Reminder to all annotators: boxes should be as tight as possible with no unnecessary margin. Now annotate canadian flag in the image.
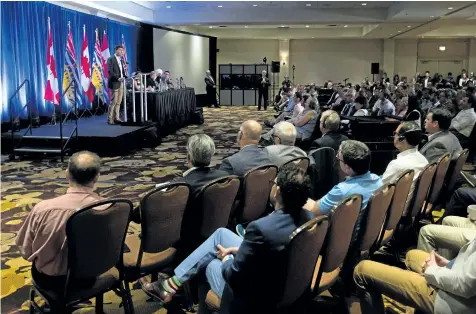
[80,25,94,103]
[44,17,60,105]
[101,30,110,78]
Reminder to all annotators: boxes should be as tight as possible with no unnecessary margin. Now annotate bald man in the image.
[219,120,270,176]
[16,151,105,294]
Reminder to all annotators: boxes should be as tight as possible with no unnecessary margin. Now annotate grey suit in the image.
[419,131,462,164]
[264,145,307,168]
[219,145,270,177]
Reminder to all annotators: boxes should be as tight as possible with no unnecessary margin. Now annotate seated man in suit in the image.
[140,166,315,313]
[420,108,462,163]
[264,121,307,168]
[309,110,349,152]
[354,236,476,314]
[146,71,159,90]
[131,134,228,223]
[304,140,382,241]
[219,120,270,177]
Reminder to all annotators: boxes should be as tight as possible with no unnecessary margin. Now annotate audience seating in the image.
[308,147,339,200]
[445,149,469,196]
[310,195,362,312]
[29,199,133,314]
[201,216,329,314]
[406,163,438,221]
[281,156,310,172]
[424,153,451,215]
[233,164,278,224]
[341,184,395,286]
[122,183,191,312]
[374,169,415,251]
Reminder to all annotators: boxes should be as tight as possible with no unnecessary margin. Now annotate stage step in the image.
[14,147,66,154]
[23,135,70,140]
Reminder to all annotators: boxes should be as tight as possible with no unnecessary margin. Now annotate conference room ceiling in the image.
[152,1,476,40]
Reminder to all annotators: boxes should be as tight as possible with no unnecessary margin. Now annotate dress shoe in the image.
[114,119,124,124]
[264,120,274,128]
[139,277,174,304]
[107,121,115,125]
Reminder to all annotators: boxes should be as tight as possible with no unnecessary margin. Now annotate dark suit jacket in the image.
[180,167,230,199]
[106,56,125,90]
[258,78,270,91]
[146,77,158,89]
[310,131,349,152]
[205,77,215,87]
[221,209,315,313]
[219,145,270,177]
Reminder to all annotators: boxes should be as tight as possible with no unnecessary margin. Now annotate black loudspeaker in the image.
[371,63,380,75]
[271,61,280,73]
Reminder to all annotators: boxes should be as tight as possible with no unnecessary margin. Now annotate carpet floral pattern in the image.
[1,106,406,313]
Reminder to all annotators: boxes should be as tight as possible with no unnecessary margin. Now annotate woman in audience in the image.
[395,96,409,117]
[289,98,319,141]
[404,95,423,128]
[393,74,400,86]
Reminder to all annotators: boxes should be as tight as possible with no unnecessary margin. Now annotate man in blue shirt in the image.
[304,140,382,231]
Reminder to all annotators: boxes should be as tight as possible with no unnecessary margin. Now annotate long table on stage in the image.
[129,88,197,134]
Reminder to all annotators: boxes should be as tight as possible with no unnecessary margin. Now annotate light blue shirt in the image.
[319,171,383,215]
[285,96,294,112]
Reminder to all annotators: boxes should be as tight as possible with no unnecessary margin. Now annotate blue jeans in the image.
[174,228,243,298]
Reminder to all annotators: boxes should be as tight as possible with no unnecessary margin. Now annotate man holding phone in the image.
[106,45,127,124]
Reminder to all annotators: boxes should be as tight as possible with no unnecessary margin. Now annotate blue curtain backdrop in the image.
[0,1,138,123]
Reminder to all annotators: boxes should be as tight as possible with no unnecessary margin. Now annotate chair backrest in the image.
[281,156,310,172]
[358,184,395,256]
[278,216,329,307]
[311,194,362,292]
[446,149,469,192]
[140,182,190,253]
[66,199,132,281]
[240,164,278,222]
[377,169,414,247]
[427,153,451,205]
[309,147,339,199]
[407,163,437,218]
[198,176,240,238]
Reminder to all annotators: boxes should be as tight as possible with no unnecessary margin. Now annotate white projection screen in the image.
[153,28,209,94]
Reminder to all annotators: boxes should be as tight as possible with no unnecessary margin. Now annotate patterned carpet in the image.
[1,106,407,313]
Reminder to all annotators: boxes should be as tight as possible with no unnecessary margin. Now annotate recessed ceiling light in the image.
[306,25,310,28]
[253,4,258,7]
[430,15,435,18]
[397,30,401,33]
[344,25,348,28]
[306,3,311,6]
[209,26,213,28]
[280,25,286,27]
[389,34,393,36]
[362,3,367,6]
[407,25,411,28]
[218,5,223,8]
[448,7,453,10]
[166,5,171,8]
[245,26,248,28]
[311,37,315,38]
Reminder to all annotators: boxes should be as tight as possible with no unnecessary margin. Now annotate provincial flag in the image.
[62,22,82,109]
[80,25,95,103]
[44,17,60,105]
[92,29,109,104]
[121,34,129,76]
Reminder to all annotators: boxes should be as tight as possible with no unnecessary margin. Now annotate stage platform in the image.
[1,115,159,157]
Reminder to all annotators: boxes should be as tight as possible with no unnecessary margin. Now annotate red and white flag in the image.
[44,17,60,105]
[101,30,110,78]
[80,25,94,103]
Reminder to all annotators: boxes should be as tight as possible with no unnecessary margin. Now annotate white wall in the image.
[216,38,474,85]
[217,39,279,73]
[290,39,383,85]
[153,29,209,94]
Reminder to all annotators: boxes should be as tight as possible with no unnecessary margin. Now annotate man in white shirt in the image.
[450,93,476,145]
[423,71,431,88]
[382,121,428,214]
[354,237,476,314]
